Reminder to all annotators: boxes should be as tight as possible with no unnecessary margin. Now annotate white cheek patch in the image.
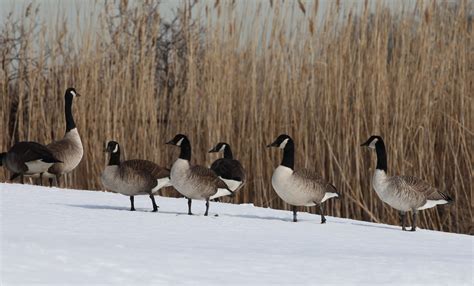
[70,90,76,97]
[176,138,184,146]
[369,138,378,149]
[219,145,226,152]
[112,144,119,153]
[279,138,289,149]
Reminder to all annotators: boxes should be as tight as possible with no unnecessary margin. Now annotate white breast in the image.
[372,170,410,211]
[271,166,316,207]
[64,128,84,171]
[372,170,389,196]
[101,166,121,193]
[170,159,199,199]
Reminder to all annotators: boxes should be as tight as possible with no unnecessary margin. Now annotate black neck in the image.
[65,96,76,132]
[179,139,191,161]
[108,150,120,166]
[375,140,387,172]
[281,140,295,169]
[0,152,5,166]
[223,146,233,159]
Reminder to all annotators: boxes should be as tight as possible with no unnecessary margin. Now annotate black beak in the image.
[208,147,217,153]
[165,140,174,145]
[267,141,278,148]
[360,140,370,147]
[76,93,81,97]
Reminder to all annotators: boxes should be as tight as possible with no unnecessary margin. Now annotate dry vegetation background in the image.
[0,0,472,234]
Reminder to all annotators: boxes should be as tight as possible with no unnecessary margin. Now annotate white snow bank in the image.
[0,183,472,285]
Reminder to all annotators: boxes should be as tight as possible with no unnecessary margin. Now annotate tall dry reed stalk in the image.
[0,0,472,234]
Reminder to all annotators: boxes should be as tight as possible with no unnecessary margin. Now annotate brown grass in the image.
[1,0,472,234]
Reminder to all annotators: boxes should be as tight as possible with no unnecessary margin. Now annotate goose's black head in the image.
[104,141,120,154]
[361,135,387,172]
[65,87,80,101]
[104,141,120,165]
[360,135,384,150]
[267,134,295,169]
[267,134,293,149]
[166,134,191,160]
[209,142,229,153]
[209,142,233,159]
[165,134,189,147]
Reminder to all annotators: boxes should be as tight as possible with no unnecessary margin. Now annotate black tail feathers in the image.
[329,183,341,198]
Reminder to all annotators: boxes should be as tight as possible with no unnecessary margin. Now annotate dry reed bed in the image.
[0,1,472,234]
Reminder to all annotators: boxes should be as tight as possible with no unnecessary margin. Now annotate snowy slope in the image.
[0,183,472,285]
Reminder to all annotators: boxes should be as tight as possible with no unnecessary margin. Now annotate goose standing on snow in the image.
[267,134,340,223]
[166,134,232,216]
[1,141,61,184]
[44,88,84,187]
[101,141,171,212]
[361,135,453,231]
[209,142,246,197]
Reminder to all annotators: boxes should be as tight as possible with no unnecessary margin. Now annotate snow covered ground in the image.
[0,183,472,285]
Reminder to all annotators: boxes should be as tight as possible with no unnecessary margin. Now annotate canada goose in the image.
[209,142,246,197]
[101,141,171,212]
[44,88,84,187]
[267,134,340,223]
[166,134,231,216]
[361,135,453,231]
[1,141,61,184]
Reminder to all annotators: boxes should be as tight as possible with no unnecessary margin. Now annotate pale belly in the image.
[171,179,206,200]
[101,167,148,196]
[271,166,316,207]
[170,160,205,200]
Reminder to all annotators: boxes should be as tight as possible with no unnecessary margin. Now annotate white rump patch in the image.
[24,160,54,174]
[210,188,233,199]
[279,138,289,149]
[417,200,448,210]
[321,192,339,203]
[176,138,184,146]
[220,177,243,192]
[151,177,172,193]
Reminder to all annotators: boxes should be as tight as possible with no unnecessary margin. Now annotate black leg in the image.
[187,198,193,215]
[130,196,136,211]
[410,210,417,231]
[204,199,210,216]
[400,211,407,231]
[9,173,20,182]
[56,175,61,188]
[21,174,24,184]
[39,173,43,186]
[292,206,297,222]
[320,203,327,224]
[49,178,53,187]
[150,194,158,212]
